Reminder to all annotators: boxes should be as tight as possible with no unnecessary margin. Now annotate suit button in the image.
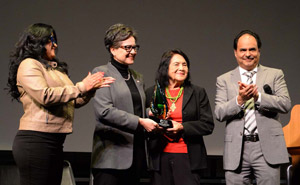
[240,132,243,136]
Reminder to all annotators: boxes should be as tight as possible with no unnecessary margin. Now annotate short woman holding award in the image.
[146,49,215,185]
[91,23,158,185]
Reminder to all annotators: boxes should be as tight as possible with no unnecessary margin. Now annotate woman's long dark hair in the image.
[155,49,191,89]
[6,23,68,101]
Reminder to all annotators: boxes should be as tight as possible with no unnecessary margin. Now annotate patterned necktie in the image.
[243,71,257,135]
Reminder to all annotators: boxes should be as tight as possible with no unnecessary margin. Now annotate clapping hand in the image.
[82,72,115,91]
[237,81,258,105]
[95,76,115,88]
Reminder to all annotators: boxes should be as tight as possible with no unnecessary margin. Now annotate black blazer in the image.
[145,84,214,171]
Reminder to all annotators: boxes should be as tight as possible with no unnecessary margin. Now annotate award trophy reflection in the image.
[149,82,173,129]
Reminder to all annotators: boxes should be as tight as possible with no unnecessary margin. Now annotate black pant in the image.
[92,132,147,185]
[92,167,142,185]
[151,153,201,185]
[92,152,147,185]
[12,130,66,185]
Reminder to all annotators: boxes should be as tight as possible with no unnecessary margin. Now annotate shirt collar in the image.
[239,66,258,76]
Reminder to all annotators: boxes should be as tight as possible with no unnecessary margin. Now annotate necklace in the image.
[124,71,131,81]
[166,86,183,112]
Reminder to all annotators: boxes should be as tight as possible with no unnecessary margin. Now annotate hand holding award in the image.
[149,82,173,129]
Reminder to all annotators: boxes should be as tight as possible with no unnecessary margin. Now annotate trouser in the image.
[225,141,280,185]
[151,153,201,185]
[92,167,142,185]
[92,132,147,185]
[12,130,66,185]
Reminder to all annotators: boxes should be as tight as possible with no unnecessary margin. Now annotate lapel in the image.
[129,68,143,90]
[182,85,193,110]
[107,62,129,88]
[106,62,145,116]
[107,62,133,111]
[230,66,241,96]
[230,64,268,96]
[256,64,268,92]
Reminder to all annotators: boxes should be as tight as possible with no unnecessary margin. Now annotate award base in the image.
[149,116,173,129]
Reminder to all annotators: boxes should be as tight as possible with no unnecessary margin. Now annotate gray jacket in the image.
[91,62,146,170]
[215,64,291,170]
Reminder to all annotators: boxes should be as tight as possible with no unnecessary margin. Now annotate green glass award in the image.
[150,82,173,128]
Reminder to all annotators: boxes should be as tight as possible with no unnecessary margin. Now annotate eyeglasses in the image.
[119,45,140,52]
[49,35,57,45]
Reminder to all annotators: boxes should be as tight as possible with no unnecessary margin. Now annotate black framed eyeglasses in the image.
[119,45,140,52]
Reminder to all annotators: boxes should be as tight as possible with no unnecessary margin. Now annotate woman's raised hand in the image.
[95,76,115,88]
[82,72,115,91]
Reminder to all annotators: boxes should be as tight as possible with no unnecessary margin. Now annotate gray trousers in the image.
[225,141,280,185]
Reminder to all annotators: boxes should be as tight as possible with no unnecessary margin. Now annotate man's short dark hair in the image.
[233,30,262,50]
